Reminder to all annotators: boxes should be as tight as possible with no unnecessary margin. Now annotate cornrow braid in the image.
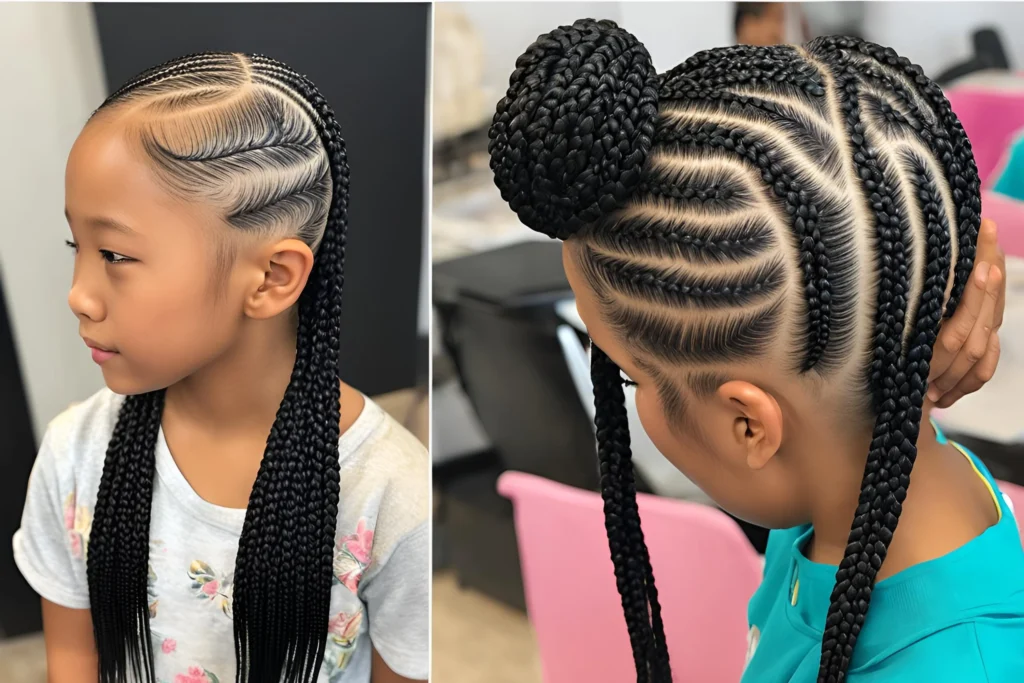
[583,245,787,309]
[84,52,348,683]
[489,19,979,683]
[804,36,978,682]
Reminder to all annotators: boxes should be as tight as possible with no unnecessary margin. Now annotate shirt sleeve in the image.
[853,623,991,682]
[359,521,429,680]
[11,426,91,609]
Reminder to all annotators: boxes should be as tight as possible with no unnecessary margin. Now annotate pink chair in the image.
[498,471,762,683]
[946,87,1024,188]
[945,87,1024,258]
[979,191,1024,258]
[997,479,1024,543]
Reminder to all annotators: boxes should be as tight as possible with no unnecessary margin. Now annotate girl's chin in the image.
[100,364,172,397]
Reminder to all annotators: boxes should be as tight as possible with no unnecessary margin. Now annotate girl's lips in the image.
[84,339,118,364]
[91,347,117,364]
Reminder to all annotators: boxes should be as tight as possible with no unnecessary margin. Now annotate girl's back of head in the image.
[488,20,979,682]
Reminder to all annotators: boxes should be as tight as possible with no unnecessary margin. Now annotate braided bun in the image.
[488,19,660,238]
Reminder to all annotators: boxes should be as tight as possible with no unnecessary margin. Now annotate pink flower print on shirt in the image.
[323,609,364,680]
[63,491,76,529]
[173,666,220,683]
[162,638,177,654]
[333,518,374,593]
[187,561,233,618]
[343,519,374,564]
[62,492,93,560]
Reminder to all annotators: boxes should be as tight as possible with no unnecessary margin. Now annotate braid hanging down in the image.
[488,20,979,683]
[84,53,349,683]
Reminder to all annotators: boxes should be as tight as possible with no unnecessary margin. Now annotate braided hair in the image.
[488,20,979,683]
[83,53,349,683]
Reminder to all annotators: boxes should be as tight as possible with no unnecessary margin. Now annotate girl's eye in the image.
[65,240,79,252]
[620,372,638,388]
[99,249,134,264]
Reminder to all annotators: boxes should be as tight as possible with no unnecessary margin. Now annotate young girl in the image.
[488,20,1022,682]
[13,53,428,683]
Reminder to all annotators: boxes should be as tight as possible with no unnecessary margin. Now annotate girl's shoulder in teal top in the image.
[741,432,1024,682]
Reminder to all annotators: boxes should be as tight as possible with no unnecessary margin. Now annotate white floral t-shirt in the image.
[13,388,429,683]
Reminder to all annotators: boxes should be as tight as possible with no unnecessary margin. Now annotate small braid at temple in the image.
[85,53,348,683]
[489,19,980,683]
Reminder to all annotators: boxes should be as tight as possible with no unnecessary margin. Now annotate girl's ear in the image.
[243,238,315,320]
[716,380,784,470]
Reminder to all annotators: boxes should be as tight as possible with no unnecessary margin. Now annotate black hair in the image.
[488,19,979,683]
[84,53,349,683]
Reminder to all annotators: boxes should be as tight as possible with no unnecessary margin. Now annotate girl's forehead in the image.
[66,123,223,241]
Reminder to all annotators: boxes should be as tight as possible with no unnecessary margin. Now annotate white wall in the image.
[863,2,1024,79]
[461,2,623,97]
[461,1,1024,91]
[617,2,732,72]
[0,3,108,441]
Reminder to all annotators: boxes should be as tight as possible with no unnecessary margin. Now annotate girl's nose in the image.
[68,272,105,322]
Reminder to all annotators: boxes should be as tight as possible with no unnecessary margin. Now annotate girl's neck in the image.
[164,316,298,437]
[803,413,1000,580]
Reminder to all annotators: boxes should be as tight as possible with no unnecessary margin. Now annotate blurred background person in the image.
[734,2,786,45]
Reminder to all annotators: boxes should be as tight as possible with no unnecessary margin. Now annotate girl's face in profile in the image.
[64,112,251,395]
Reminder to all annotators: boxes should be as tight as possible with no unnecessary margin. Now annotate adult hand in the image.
[928,218,1006,409]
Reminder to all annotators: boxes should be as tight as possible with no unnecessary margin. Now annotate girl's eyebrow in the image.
[64,209,138,236]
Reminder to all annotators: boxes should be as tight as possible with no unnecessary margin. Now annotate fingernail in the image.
[927,387,940,402]
[976,262,990,285]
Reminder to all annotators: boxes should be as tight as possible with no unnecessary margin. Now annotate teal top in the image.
[991,132,1024,201]
[740,428,1024,682]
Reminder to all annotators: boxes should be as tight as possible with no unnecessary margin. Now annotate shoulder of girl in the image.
[862,622,994,682]
[359,398,427,462]
[41,387,122,471]
[341,401,428,518]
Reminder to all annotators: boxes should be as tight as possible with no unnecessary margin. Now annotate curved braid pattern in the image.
[803,36,978,682]
[489,20,980,683]
[85,53,348,683]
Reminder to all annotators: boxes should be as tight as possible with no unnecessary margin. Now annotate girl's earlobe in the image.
[745,418,778,470]
[242,238,314,320]
[719,380,784,470]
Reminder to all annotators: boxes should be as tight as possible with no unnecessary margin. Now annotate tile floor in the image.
[0,633,45,683]
[431,572,541,683]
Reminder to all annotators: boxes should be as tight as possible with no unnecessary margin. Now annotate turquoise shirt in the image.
[741,431,1024,682]
[992,132,1024,201]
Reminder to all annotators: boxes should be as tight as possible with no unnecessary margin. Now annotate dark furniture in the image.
[0,275,43,637]
[934,28,1011,87]
[432,241,598,609]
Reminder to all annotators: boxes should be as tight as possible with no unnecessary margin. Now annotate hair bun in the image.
[488,19,659,239]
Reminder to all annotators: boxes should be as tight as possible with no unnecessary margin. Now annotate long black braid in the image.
[84,53,349,683]
[488,20,979,683]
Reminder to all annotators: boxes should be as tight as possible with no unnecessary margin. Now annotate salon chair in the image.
[433,241,609,608]
[934,28,1011,87]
